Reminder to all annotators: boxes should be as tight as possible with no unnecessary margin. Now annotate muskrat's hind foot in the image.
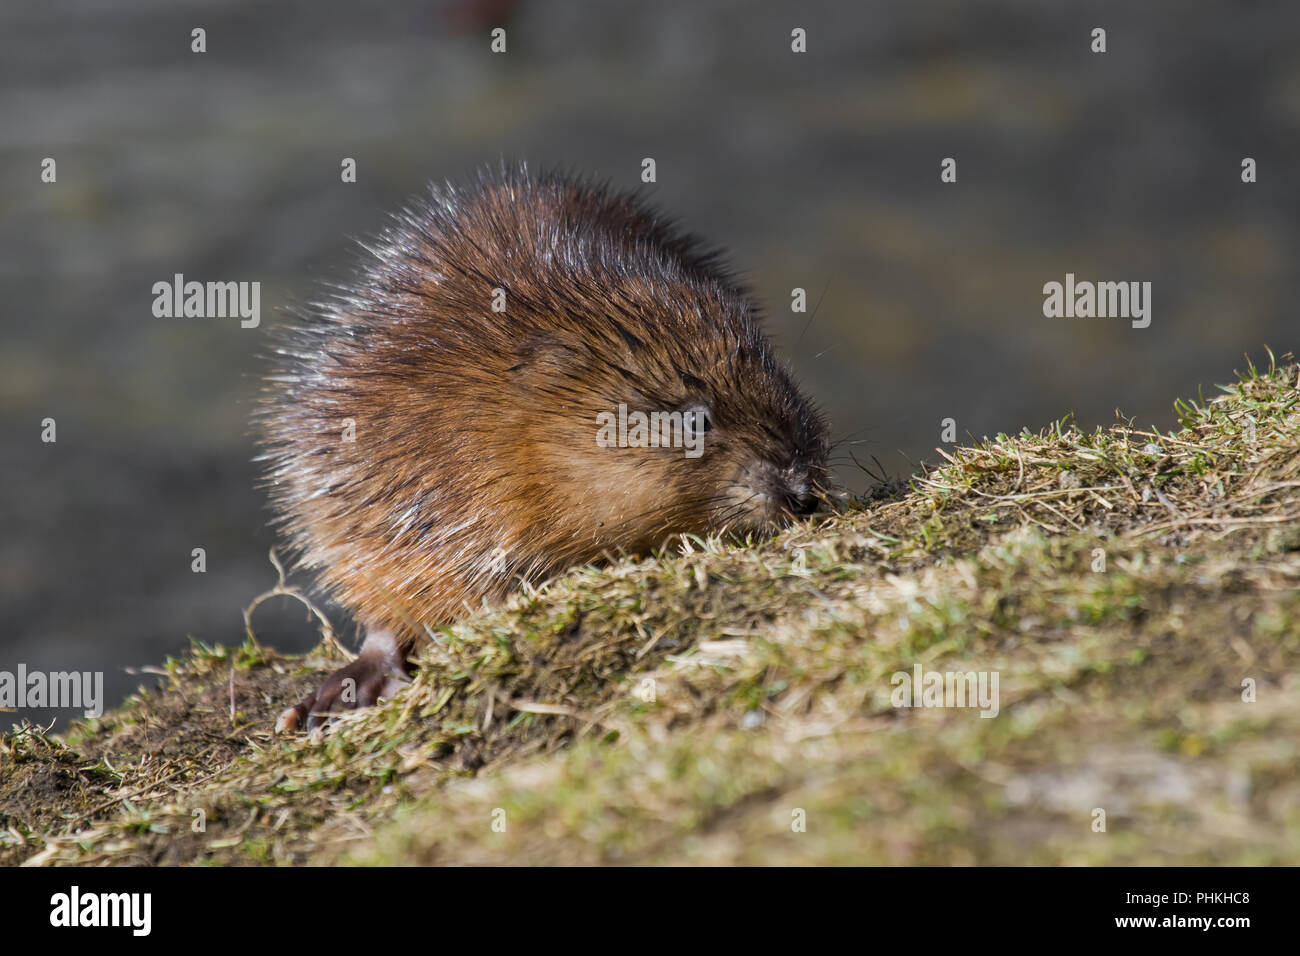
[275,630,412,733]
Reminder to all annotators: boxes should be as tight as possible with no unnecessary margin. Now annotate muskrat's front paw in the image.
[275,649,410,733]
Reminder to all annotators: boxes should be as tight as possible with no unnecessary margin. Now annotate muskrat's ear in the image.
[507,331,584,379]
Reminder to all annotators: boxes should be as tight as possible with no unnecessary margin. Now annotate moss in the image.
[3,353,1299,865]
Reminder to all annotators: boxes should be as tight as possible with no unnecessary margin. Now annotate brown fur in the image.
[258,165,828,655]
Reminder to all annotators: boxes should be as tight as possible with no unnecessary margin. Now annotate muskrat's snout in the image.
[773,461,818,516]
[786,482,819,516]
[729,455,823,528]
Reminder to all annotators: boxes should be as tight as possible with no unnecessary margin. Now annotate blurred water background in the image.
[2,0,1297,723]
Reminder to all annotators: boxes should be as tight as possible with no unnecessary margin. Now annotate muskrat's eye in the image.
[684,405,712,435]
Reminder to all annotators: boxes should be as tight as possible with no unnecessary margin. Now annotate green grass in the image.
[3,353,1298,865]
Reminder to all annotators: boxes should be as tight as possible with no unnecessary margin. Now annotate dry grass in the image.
[3,352,1298,865]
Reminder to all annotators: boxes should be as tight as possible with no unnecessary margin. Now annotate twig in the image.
[243,548,351,659]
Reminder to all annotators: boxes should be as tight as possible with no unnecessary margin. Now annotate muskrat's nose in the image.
[787,490,818,516]
[781,471,817,516]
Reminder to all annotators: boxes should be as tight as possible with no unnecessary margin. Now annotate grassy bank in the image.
[3,355,1298,865]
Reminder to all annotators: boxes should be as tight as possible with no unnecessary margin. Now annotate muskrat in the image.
[260,165,829,732]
